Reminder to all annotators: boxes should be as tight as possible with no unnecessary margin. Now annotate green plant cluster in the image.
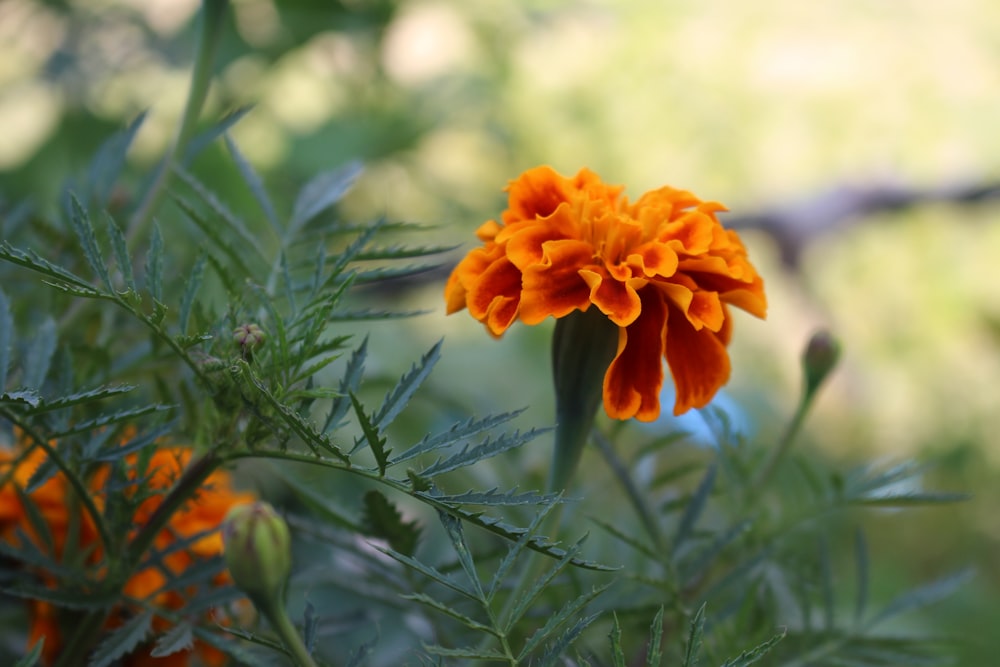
[0,2,970,666]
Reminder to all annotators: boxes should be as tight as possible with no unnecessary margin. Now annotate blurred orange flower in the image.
[0,431,254,665]
[445,166,767,419]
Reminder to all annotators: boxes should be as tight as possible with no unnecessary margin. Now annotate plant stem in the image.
[127,0,229,242]
[751,393,811,494]
[255,597,320,667]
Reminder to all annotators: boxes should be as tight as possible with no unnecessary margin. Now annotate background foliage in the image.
[1,0,997,665]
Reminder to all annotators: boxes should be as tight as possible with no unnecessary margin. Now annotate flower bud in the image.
[802,329,841,400]
[233,323,265,357]
[223,502,291,605]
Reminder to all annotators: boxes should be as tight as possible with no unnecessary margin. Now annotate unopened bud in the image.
[233,323,266,354]
[223,502,291,604]
[802,329,841,400]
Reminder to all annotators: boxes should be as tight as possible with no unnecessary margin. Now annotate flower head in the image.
[445,166,767,420]
[0,431,254,666]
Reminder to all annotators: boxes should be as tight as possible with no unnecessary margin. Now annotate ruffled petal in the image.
[602,289,667,421]
[628,241,679,279]
[504,203,581,270]
[502,166,603,224]
[580,268,645,327]
[664,305,732,415]
[466,256,522,335]
[519,240,594,324]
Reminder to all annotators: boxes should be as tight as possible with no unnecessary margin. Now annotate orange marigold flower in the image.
[445,166,767,420]
[0,430,254,666]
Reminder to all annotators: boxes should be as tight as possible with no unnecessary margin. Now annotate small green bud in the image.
[233,323,266,355]
[802,329,841,400]
[223,502,291,604]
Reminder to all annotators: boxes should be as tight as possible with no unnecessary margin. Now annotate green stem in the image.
[751,393,811,494]
[127,0,229,242]
[592,428,664,552]
[256,597,320,667]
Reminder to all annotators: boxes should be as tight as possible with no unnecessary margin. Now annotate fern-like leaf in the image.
[69,195,112,291]
[373,340,441,429]
[390,409,526,466]
[361,490,421,557]
[418,428,551,479]
[289,161,362,233]
[89,610,153,667]
[0,287,11,389]
[224,134,280,236]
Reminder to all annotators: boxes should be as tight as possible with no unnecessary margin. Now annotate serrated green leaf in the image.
[401,592,497,635]
[506,536,587,629]
[683,603,706,667]
[0,242,94,290]
[302,600,318,653]
[22,383,135,414]
[418,428,550,478]
[146,223,163,302]
[820,536,835,631]
[89,610,153,667]
[520,584,610,660]
[87,112,146,205]
[589,516,659,561]
[362,490,421,557]
[173,165,268,264]
[14,636,45,667]
[22,316,57,389]
[182,106,253,164]
[351,392,391,475]
[171,195,254,280]
[487,500,561,602]
[242,364,348,461]
[69,194,112,291]
[346,631,379,667]
[608,613,626,667]
[327,307,428,322]
[150,621,194,658]
[190,624,273,667]
[373,543,476,600]
[536,613,601,667]
[680,520,751,585]
[0,287,12,390]
[50,403,174,437]
[1,389,42,407]
[854,528,869,625]
[421,645,510,661]
[850,491,969,507]
[437,509,485,600]
[373,340,441,430]
[325,338,367,432]
[646,606,665,667]
[225,134,281,236]
[390,409,526,466]
[355,243,459,261]
[2,582,119,610]
[178,251,206,334]
[869,569,973,627]
[290,161,362,232]
[719,630,785,667]
[106,213,136,295]
[425,488,561,507]
[672,464,716,557]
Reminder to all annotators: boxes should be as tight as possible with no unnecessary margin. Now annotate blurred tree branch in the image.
[724,177,1000,268]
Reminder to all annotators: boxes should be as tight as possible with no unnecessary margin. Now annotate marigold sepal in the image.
[549,306,620,490]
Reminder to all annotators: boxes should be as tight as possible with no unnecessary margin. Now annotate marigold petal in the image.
[519,239,593,324]
[502,165,603,224]
[664,306,732,415]
[628,242,679,279]
[602,290,666,421]
[466,256,522,335]
[504,203,581,270]
[580,269,645,327]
